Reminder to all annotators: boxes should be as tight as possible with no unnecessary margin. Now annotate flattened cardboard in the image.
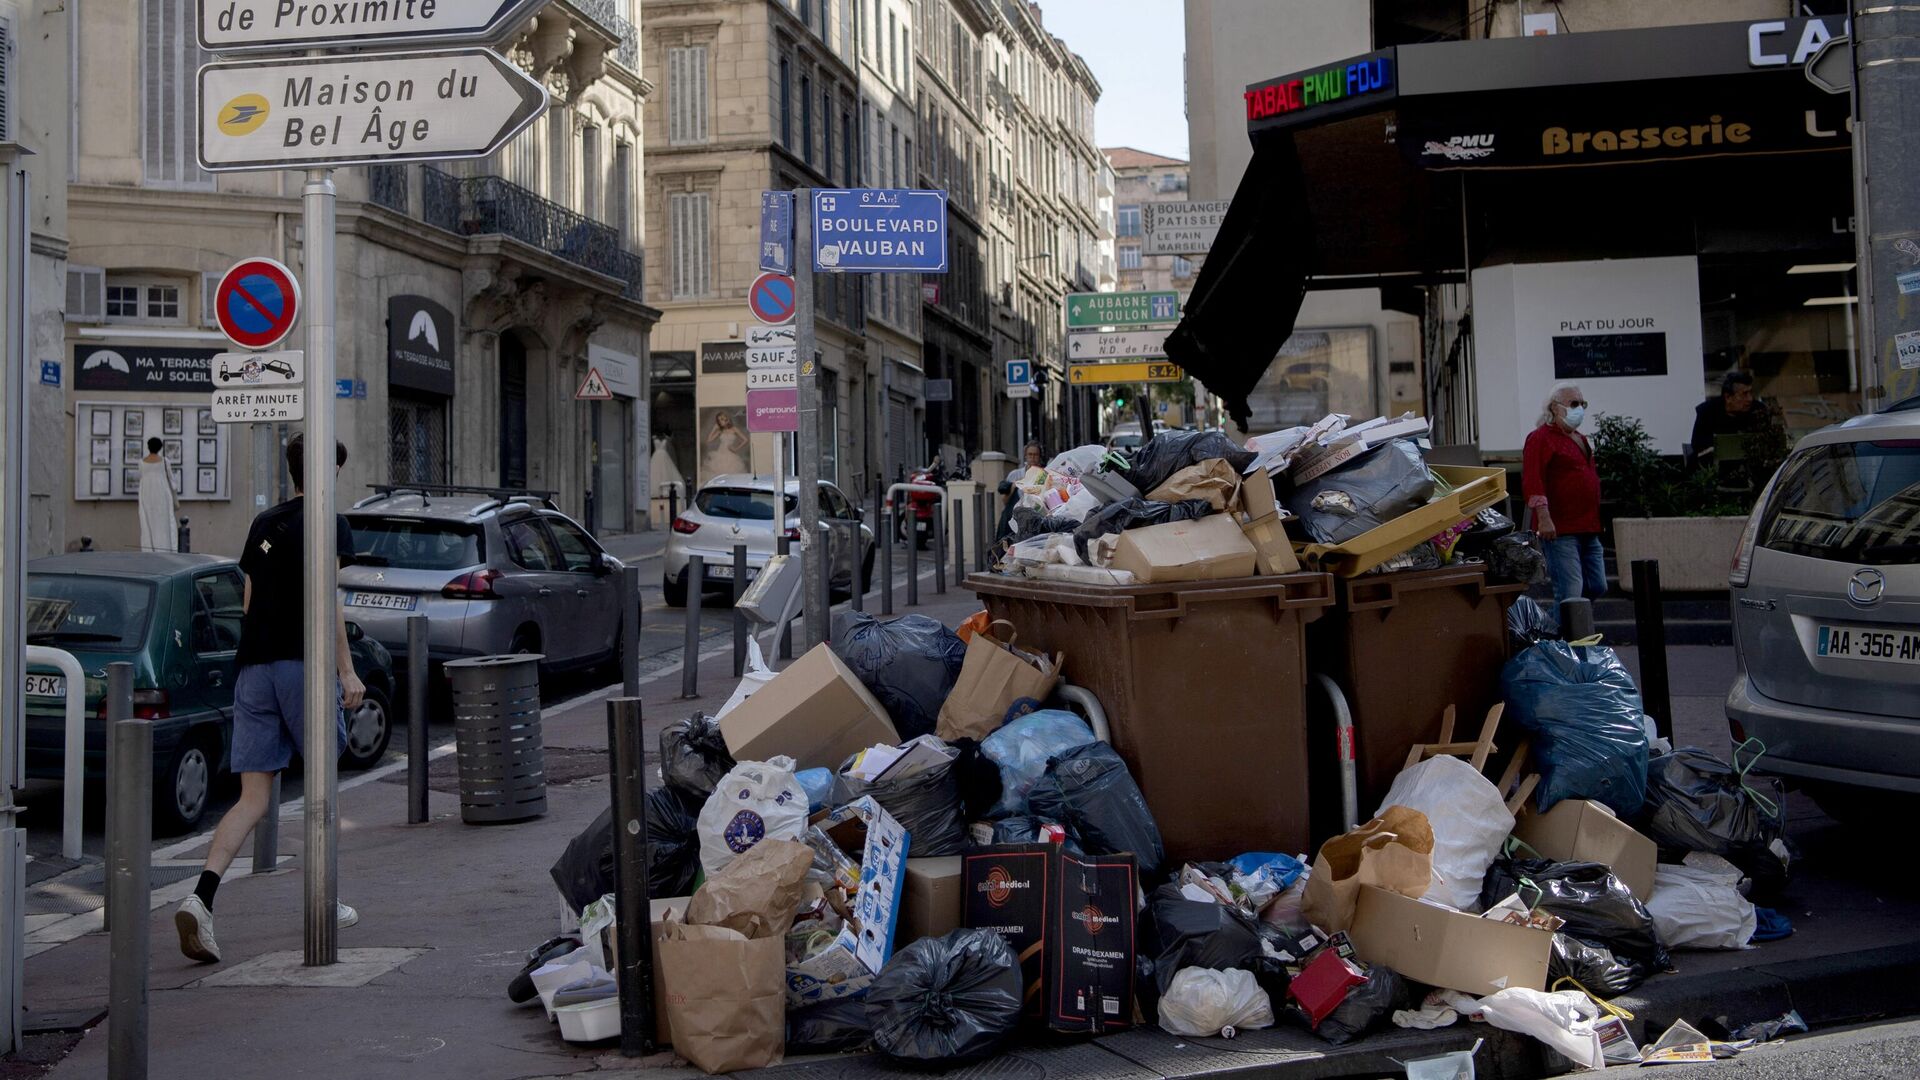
[785,797,910,1006]
[1108,513,1256,584]
[718,644,899,771]
[1514,799,1658,902]
[1048,851,1137,1035]
[1242,512,1301,576]
[898,856,964,944]
[963,844,1055,1023]
[1347,885,1553,996]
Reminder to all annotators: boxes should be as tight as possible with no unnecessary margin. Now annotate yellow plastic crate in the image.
[1295,464,1509,578]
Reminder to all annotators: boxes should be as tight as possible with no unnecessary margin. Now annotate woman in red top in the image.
[1523,382,1606,606]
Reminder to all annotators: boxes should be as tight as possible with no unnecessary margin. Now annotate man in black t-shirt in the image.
[175,434,366,964]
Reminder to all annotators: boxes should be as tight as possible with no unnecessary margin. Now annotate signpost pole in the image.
[795,190,825,650]
[301,167,339,968]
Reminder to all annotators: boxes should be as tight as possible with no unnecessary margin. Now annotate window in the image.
[841,110,853,184]
[347,517,480,571]
[613,141,633,241]
[67,267,105,322]
[105,277,187,325]
[1760,441,1920,565]
[799,0,810,24]
[779,55,792,148]
[504,519,560,571]
[1117,204,1142,238]
[106,285,139,320]
[695,487,796,520]
[192,571,245,654]
[902,28,911,93]
[823,86,834,178]
[801,73,813,165]
[888,12,897,85]
[668,45,709,145]
[670,191,712,299]
[1173,256,1194,278]
[542,517,601,572]
[581,124,600,219]
[1118,246,1141,270]
[143,0,210,188]
[26,575,155,653]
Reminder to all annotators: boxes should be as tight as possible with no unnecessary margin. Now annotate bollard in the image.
[621,566,641,698]
[907,517,919,607]
[667,485,678,524]
[953,498,966,587]
[974,492,989,572]
[817,523,834,641]
[406,614,429,825]
[106,665,150,1079]
[176,517,190,554]
[776,536,794,660]
[680,555,703,699]
[933,499,946,595]
[606,697,658,1058]
[880,512,894,616]
[102,663,131,929]
[731,543,748,677]
[1632,559,1674,743]
[1559,596,1595,640]
[252,774,280,873]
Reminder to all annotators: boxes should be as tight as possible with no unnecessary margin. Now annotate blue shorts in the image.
[231,661,347,774]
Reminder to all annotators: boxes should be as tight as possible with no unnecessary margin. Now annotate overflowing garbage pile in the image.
[501,425,1811,1075]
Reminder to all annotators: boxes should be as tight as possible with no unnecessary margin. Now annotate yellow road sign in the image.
[1069,361,1184,386]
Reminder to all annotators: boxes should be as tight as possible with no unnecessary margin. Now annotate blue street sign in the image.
[337,378,354,398]
[760,191,794,274]
[39,360,59,387]
[1006,359,1032,387]
[812,189,950,273]
[1150,293,1177,321]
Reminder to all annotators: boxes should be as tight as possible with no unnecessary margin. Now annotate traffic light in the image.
[1113,390,1128,410]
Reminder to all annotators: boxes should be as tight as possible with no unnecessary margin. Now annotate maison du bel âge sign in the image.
[811,189,951,273]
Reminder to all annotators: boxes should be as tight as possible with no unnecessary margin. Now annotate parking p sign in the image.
[1006,359,1031,388]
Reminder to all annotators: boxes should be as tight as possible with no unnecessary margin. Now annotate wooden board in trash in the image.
[1295,465,1509,578]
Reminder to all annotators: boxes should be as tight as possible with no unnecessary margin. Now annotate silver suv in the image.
[1727,404,1920,820]
[338,489,627,679]
[663,475,874,607]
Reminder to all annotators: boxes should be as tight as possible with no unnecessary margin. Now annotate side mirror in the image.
[591,551,614,576]
[345,621,364,642]
[853,507,866,522]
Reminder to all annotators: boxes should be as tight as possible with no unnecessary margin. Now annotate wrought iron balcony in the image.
[422,168,643,300]
[566,0,639,71]
[367,165,408,214]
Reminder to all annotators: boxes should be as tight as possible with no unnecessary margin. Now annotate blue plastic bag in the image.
[1228,852,1307,891]
[979,710,1096,819]
[1502,641,1650,817]
[796,768,834,813]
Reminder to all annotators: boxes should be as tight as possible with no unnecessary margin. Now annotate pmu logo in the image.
[976,866,1030,907]
[1072,904,1119,936]
[1423,134,1496,161]
[220,94,271,136]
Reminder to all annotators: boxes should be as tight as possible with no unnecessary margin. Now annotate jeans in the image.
[1545,533,1608,607]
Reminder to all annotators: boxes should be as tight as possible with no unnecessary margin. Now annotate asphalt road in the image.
[1597,1019,1920,1078]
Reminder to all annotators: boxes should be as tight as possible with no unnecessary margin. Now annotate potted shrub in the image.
[1592,414,1774,593]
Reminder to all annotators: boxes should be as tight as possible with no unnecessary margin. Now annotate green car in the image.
[24,552,397,833]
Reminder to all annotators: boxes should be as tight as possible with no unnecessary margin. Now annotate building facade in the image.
[62,0,658,556]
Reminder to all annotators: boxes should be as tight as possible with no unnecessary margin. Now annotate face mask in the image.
[1562,405,1586,429]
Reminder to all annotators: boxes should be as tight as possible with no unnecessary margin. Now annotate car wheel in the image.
[662,571,688,608]
[156,736,215,835]
[341,684,393,771]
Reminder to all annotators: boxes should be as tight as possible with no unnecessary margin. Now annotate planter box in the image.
[1613,516,1747,593]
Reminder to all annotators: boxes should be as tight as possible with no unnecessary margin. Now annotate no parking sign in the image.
[215,257,302,351]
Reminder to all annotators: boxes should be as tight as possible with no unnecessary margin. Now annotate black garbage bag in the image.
[1481,857,1669,996]
[1641,746,1791,897]
[1071,497,1215,559]
[787,997,873,1055]
[949,737,1006,823]
[549,785,703,915]
[1549,932,1645,999]
[506,934,584,1003]
[1502,641,1649,816]
[866,929,1024,1063]
[1506,596,1561,653]
[974,816,1084,853]
[831,612,967,741]
[1486,532,1547,586]
[1312,966,1406,1045]
[1456,507,1517,558]
[1285,439,1436,546]
[832,746,966,856]
[659,714,733,799]
[1142,883,1291,1003]
[1126,430,1258,495]
[1007,506,1082,540]
[1029,742,1166,879]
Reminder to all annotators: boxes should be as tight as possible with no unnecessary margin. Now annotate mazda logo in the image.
[1849,567,1887,605]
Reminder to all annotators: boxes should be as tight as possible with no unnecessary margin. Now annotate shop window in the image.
[390,398,448,484]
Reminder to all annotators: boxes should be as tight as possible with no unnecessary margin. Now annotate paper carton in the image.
[1241,512,1300,576]
[718,644,899,771]
[1513,799,1658,902]
[1238,467,1279,521]
[1108,514,1256,584]
[1347,885,1553,996]
[963,844,1056,1023]
[785,797,910,1006]
[898,857,964,945]
[1048,851,1137,1035]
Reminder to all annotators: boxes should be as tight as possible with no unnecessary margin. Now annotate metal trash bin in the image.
[445,654,547,825]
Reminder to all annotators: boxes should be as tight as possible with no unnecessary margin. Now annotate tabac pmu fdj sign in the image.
[811,189,950,273]
[198,0,549,52]
[1244,50,1395,131]
[196,47,548,171]
[1065,290,1179,330]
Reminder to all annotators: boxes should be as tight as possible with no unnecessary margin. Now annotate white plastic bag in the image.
[1474,988,1604,1070]
[1058,486,1102,522]
[1647,863,1756,950]
[697,756,807,878]
[1046,444,1108,477]
[1156,968,1275,1038]
[715,639,777,720]
[1375,756,1514,911]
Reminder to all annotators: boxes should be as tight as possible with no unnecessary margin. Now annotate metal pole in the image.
[667,484,678,524]
[732,543,748,677]
[406,615,429,825]
[879,512,894,616]
[974,492,989,572]
[301,167,339,968]
[1632,559,1674,743]
[1853,3,1920,406]
[906,516,919,606]
[621,565,640,698]
[0,159,29,1054]
[794,188,827,649]
[933,498,946,595]
[607,697,657,1058]
[177,517,190,554]
[102,663,130,932]
[818,524,834,637]
[680,555,703,699]
[1558,597,1595,641]
[776,536,794,659]
[107,706,151,1080]
[251,773,279,874]
[953,498,966,588]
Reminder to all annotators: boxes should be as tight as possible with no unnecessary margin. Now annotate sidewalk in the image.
[24,606,1920,1079]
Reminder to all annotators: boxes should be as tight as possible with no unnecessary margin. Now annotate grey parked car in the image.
[338,490,628,679]
[1727,402,1920,821]
[663,475,874,607]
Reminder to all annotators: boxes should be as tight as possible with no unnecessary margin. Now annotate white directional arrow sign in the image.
[1068,329,1169,360]
[197,48,549,172]
[198,0,550,53]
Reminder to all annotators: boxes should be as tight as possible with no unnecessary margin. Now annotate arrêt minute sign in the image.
[1245,51,1396,131]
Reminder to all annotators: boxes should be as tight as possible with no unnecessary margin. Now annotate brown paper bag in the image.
[686,839,813,940]
[657,919,786,1074]
[935,620,1063,741]
[1145,459,1243,511]
[1300,805,1435,933]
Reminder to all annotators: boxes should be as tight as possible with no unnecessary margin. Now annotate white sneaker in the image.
[175,896,221,963]
[337,901,359,929]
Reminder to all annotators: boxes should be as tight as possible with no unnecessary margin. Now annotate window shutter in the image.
[668,47,686,144]
[65,266,104,322]
[0,13,14,145]
[692,46,708,143]
[693,193,710,297]
[202,271,222,326]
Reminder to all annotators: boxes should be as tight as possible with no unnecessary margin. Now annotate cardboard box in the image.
[1513,799,1658,902]
[718,643,899,771]
[1241,512,1301,576]
[1108,514,1256,584]
[1347,885,1554,996]
[1048,851,1137,1035]
[963,844,1055,1023]
[1239,467,1278,521]
[898,856,964,945]
[785,797,910,1006]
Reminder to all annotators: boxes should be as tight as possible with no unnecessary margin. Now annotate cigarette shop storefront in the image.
[1169,15,1864,454]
